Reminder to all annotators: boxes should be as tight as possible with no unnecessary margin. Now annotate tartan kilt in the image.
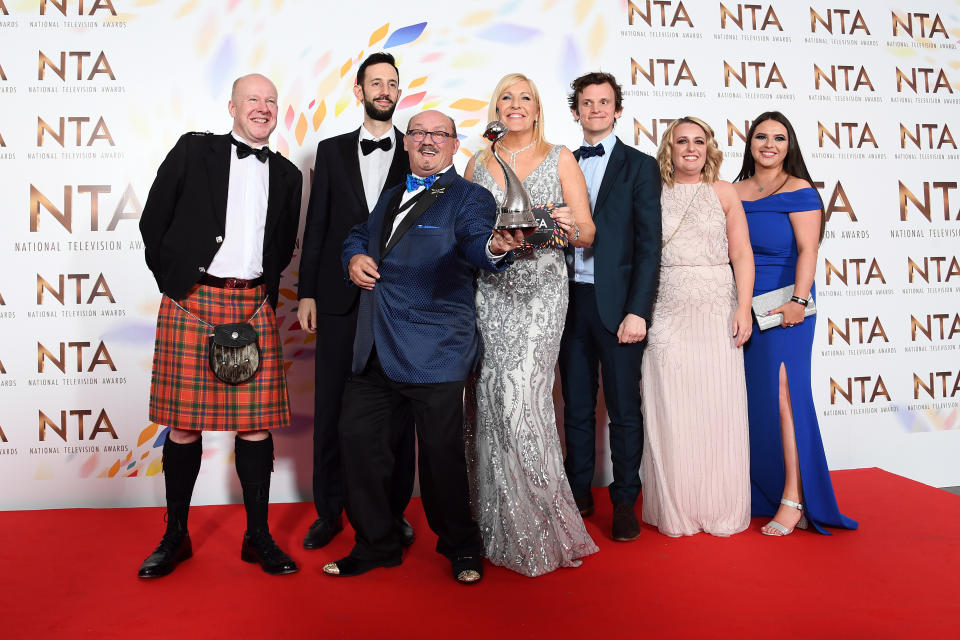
[149,283,290,431]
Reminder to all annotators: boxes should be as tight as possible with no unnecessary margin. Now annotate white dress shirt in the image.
[567,130,617,284]
[359,124,397,213]
[206,132,269,279]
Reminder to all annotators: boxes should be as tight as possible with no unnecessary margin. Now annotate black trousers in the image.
[338,352,482,563]
[558,282,645,506]
[312,306,415,523]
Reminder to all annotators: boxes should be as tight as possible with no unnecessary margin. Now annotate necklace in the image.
[756,171,787,193]
[497,140,535,169]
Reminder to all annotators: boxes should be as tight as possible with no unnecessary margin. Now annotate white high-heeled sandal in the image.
[761,498,809,536]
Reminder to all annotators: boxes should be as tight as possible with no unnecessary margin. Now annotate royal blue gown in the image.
[742,188,857,534]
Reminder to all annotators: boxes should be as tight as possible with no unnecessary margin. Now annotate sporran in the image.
[173,297,268,384]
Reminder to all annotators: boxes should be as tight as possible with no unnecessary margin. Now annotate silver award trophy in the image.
[482,121,538,230]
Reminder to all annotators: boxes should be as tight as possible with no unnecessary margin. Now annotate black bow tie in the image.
[232,138,271,163]
[361,137,393,156]
[579,144,605,159]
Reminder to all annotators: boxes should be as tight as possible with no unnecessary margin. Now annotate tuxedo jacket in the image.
[574,137,662,333]
[139,132,303,309]
[298,126,409,314]
[342,169,508,384]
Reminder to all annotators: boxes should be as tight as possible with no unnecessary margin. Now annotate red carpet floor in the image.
[1,468,958,639]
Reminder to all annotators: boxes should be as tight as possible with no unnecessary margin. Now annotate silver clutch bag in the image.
[751,285,816,331]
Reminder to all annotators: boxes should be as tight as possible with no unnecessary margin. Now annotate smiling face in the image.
[671,122,708,181]
[354,62,400,122]
[404,110,459,177]
[573,81,621,141]
[750,118,789,171]
[497,81,539,134]
[228,74,278,146]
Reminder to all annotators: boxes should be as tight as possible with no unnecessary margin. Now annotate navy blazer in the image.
[575,137,662,333]
[342,168,507,384]
[139,132,302,309]
[298,127,409,313]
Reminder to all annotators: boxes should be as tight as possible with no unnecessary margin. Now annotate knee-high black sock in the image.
[162,435,202,536]
[235,434,274,535]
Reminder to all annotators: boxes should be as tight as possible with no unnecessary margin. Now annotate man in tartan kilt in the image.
[137,73,302,578]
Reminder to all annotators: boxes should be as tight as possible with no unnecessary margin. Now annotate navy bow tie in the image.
[232,138,271,163]
[361,137,393,156]
[406,173,439,192]
[578,144,605,159]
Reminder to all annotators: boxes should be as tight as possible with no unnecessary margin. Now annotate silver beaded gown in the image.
[465,145,598,577]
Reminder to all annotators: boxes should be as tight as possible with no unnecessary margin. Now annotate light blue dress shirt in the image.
[567,131,616,283]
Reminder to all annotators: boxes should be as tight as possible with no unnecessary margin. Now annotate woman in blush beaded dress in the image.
[463,73,598,576]
[733,111,857,536]
[640,117,755,537]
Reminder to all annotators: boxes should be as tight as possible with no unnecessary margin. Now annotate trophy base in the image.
[495,209,538,231]
[495,222,538,231]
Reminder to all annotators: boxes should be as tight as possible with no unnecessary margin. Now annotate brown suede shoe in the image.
[612,504,641,541]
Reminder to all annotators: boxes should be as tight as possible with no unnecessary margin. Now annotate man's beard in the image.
[364,95,396,122]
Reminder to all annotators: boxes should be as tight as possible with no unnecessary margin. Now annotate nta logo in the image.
[810,8,870,34]
[30,183,141,232]
[38,51,115,81]
[627,1,693,27]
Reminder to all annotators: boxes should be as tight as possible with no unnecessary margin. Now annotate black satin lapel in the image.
[342,129,365,206]
[377,188,405,259]
[205,134,231,230]
[264,154,285,247]
[594,140,625,214]
[381,128,409,195]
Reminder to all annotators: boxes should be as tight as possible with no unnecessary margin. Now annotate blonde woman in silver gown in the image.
[463,73,597,576]
[640,117,755,537]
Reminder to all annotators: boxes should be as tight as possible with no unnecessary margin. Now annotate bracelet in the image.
[790,295,808,306]
[571,224,581,243]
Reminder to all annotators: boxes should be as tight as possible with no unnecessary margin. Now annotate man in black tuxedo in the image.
[559,71,662,541]
[137,73,302,577]
[297,52,415,550]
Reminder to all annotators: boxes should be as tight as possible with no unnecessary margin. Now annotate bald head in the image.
[231,74,276,102]
[228,73,279,146]
[404,109,460,177]
[409,110,457,138]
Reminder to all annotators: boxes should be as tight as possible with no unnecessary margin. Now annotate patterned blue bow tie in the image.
[406,173,439,192]
[578,144,605,159]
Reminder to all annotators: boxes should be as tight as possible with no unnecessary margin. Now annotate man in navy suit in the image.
[297,52,414,550]
[558,72,662,542]
[324,110,522,584]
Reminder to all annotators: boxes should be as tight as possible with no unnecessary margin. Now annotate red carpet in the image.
[1,468,958,639]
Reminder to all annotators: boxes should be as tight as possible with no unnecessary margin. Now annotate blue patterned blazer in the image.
[342,167,507,384]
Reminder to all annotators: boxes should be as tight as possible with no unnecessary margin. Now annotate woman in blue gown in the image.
[733,112,857,536]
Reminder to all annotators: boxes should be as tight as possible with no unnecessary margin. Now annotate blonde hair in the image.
[657,116,723,187]
[476,73,550,165]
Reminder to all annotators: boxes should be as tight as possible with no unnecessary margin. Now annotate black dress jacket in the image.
[297,127,409,314]
[139,132,303,309]
[574,137,662,333]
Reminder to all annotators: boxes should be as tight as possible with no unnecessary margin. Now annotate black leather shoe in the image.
[574,492,595,517]
[322,554,401,577]
[303,516,344,550]
[396,516,415,547]
[241,530,299,575]
[612,504,641,542]
[138,531,192,578]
